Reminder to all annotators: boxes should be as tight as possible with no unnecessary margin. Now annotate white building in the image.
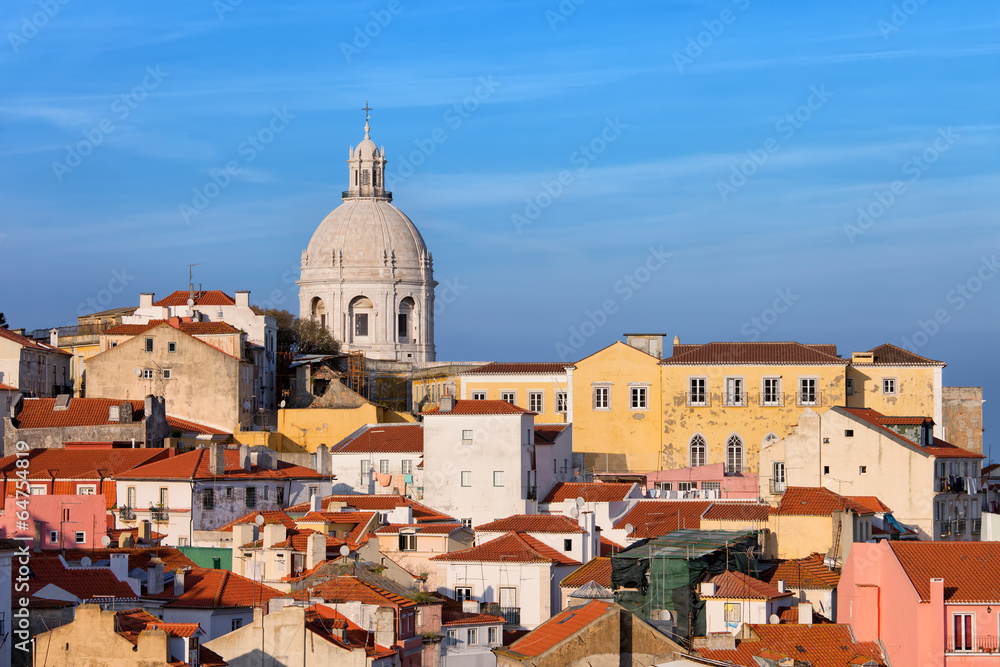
[538,481,644,538]
[699,571,795,635]
[329,423,423,497]
[421,398,573,528]
[0,327,71,397]
[474,513,598,567]
[298,109,436,362]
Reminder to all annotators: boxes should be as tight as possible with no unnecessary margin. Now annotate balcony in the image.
[342,189,392,201]
[937,521,952,538]
[955,519,967,535]
[150,507,168,522]
[118,507,136,521]
[948,636,999,653]
[482,603,521,626]
[525,486,537,501]
[938,477,968,493]
[973,519,982,534]
[769,480,787,495]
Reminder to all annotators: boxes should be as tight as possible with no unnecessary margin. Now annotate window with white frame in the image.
[461,518,472,529]
[401,460,413,474]
[726,435,744,474]
[455,587,472,602]
[501,391,516,404]
[773,462,785,492]
[678,482,694,492]
[845,377,854,396]
[472,391,486,400]
[399,533,417,551]
[493,471,504,487]
[688,377,707,406]
[724,602,742,623]
[380,459,390,474]
[762,377,781,406]
[799,377,817,405]
[556,391,567,412]
[654,482,672,493]
[75,531,85,544]
[702,481,721,493]
[953,613,973,651]
[724,377,744,406]
[142,369,154,380]
[461,471,471,487]
[488,626,499,644]
[77,485,97,495]
[630,386,648,410]
[467,628,478,645]
[528,392,543,413]
[593,386,610,410]
[689,434,707,467]
[28,485,45,495]
[882,378,896,395]
[49,531,58,544]
[462,429,473,441]
[446,630,457,645]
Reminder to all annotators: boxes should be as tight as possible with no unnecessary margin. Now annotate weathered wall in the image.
[942,386,983,454]
[4,422,146,455]
[30,604,174,667]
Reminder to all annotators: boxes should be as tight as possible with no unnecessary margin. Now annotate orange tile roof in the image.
[613,500,711,538]
[305,604,397,658]
[0,327,71,355]
[27,557,139,601]
[476,514,584,534]
[839,407,983,459]
[104,319,241,337]
[291,575,416,608]
[375,523,466,535]
[13,398,146,429]
[507,601,613,657]
[461,362,572,375]
[702,502,771,522]
[774,487,875,517]
[115,608,201,641]
[58,547,195,572]
[333,424,423,453]
[151,568,285,609]
[541,482,635,504]
[431,531,581,565]
[560,556,613,588]
[0,447,169,480]
[661,341,847,366]
[422,399,534,415]
[244,528,346,552]
[847,496,893,514]
[599,535,625,556]
[696,624,886,667]
[153,290,236,307]
[760,553,841,590]
[442,611,506,626]
[703,570,791,600]
[534,424,568,445]
[890,542,1000,603]
[216,510,297,532]
[853,343,943,366]
[0,382,17,391]
[116,447,324,481]
[875,415,931,426]
[286,494,455,522]
[165,415,230,436]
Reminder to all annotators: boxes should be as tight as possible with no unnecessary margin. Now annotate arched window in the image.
[398,297,415,343]
[349,296,373,341]
[762,432,778,447]
[726,434,744,474]
[689,435,707,467]
[310,297,326,329]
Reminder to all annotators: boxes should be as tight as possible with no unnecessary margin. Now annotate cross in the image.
[362,101,372,122]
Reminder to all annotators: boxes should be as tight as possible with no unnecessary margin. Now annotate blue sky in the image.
[2,1,999,452]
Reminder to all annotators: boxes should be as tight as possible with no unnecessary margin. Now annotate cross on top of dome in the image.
[362,100,372,139]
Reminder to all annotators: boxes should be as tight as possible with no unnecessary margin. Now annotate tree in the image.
[0,312,6,329]
[253,307,340,356]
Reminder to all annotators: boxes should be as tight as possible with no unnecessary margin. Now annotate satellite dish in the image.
[575,496,586,509]
[279,400,286,409]
[80,557,92,567]
[769,614,780,625]
[339,545,350,557]
[101,535,112,547]
[568,506,580,519]
[255,514,265,526]
[660,610,672,621]
[134,368,142,377]
[624,523,634,535]
[187,297,195,307]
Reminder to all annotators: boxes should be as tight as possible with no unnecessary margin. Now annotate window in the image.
[726,435,744,474]
[472,392,486,400]
[799,377,817,405]
[276,487,284,505]
[654,482,672,492]
[563,539,573,551]
[689,435,707,467]
[225,487,233,498]
[493,471,504,487]
[845,429,854,437]
[401,460,413,474]
[263,486,269,501]
[859,466,867,475]
[144,338,154,353]
[74,531,85,544]
[762,377,781,406]
[362,169,370,185]
[724,602,742,623]
[461,518,472,529]
[142,369,154,380]
[845,377,854,395]
[501,391,516,404]
[882,378,896,395]
[467,628,478,645]
[630,386,648,410]
[953,613,973,651]
[772,462,786,493]
[528,392,543,413]
[77,485,96,495]
[446,630,457,645]
[398,313,408,339]
[203,490,214,510]
[355,313,368,337]
[167,342,177,353]
[678,482,694,492]
[162,369,172,380]
[488,626,499,645]
[593,386,610,410]
[127,486,136,508]
[823,465,830,475]
[159,487,168,507]
[461,471,471,487]
[399,533,417,551]
[462,429,473,441]
[724,377,744,406]
[232,619,243,632]
[49,531,58,544]
[378,459,390,474]
[688,377,707,405]
[702,481,721,493]
[246,487,257,508]
[556,391,567,413]
[455,587,472,602]
[308,485,318,498]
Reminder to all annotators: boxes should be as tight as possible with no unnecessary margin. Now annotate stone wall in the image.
[942,386,983,454]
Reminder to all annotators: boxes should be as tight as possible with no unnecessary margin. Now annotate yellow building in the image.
[458,362,573,423]
[845,343,945,434]
[410,362,484,412]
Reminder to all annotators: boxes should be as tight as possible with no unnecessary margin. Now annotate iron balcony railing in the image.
[342,190,392,201]
[973,519,983,534]
[499,607,520,626]
[955,519,968,534]
[948,635,999,653]
[150,508,168,522]
[119,507,136,521]
[769,480,787,494]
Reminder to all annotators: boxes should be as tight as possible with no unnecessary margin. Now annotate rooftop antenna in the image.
[187,264,200,305]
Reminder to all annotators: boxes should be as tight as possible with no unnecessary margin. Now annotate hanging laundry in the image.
[376,472,392,487]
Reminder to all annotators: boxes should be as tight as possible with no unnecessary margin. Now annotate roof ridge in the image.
[213,570,229,607]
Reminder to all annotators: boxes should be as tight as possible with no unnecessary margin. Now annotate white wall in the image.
[435,561,563,629]
[330,450,422,495]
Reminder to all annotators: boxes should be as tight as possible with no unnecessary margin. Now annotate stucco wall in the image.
[942,386,984,454]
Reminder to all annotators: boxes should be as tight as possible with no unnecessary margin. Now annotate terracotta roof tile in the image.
[560,557,613,588]
[476,514,584,534]
[774,487,875,517]
[0,447,169,480]
[847,496,893,514]
[153,290,236,307]
[13,398,146,429]
[703,570,791,600]
[441,610,506,626]
[216,510,297,532]
[541,482,635,504]
[0,327,71,355]
[151,568,284,608]
[661,341,847,366]
[702,502,771,522]
[333,424,423,453]
[890,542,1000,603]
[374,523,466,535]
[696,624,886,667]
[0,383,17,391]
[853,343,944,366]
[285,494,455,523]
[461,362,572,375]
[599,536,625,556]
[760,553,841,590]
[27,557,139,601]
[305,604,397,658]
[507,601,613,657]
[58,547,195,572]
[290,575,416,608]
[840,408,983,459]
[116,447,324,481]
[104,319,241,336]
[613,501,711,538]
[534,424,568,444]
[431,531,580,565]
[422,399,534,415]
[165,416,229,436]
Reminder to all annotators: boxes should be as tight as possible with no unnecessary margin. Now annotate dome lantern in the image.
[344,101,390,201]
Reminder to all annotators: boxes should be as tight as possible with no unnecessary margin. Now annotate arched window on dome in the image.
[349,296,373,342]
[362,170,370,186]
[310,297,327,329]
[726,434,744,474]
[689,434,707,467]
[398,297,415,344]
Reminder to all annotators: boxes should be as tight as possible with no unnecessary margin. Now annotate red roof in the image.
[613,501,711,538]
[115,608,200,640]
[600,535,624,556]
[27,557,139,601]
[116,447,324,481]
[0,447,169,480]
[104,319,241,337]
[153,290,236,307]
[216,511,297,532]
[13,398,145,429]
[853,343,943,366]
[166,415,230,436]
[375,523,466,535]
[761,553,841,590]
[696,624,886,667]
[431,531,580,566]
[560,556,613,588]
[305,604,396,658]
[290,575,416,608]
[242,528,347,552]
[702,502,771,522]
[661,341,847,366]
[151,568,285,608]
[333,424,423,453]
[461,362,572,375]
[0,382,17,391]
[534,424,568,445]
[542,482,635,504]
[703,570,791,600]
[0,327,71,355]
[774,487,876,517]
[890,542,1000,603]
[422,399,534,415]
[57,547,195,572]
[848,496,893,514]
[507,601,613,656]
[476,514,584,534]
[442,611,506,626]
[840,407,983,459]
[285,494,455,523]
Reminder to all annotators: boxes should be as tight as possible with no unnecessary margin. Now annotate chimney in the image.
[462,600,480,614]
[174,567,189,596]
[798,602,813,625]
[306,532,326,571]
[240,444,251,471]
[374,607,395,651]
[138,520,152,543]
[316,444,331,476]
[118,533,135,548]
[310,493,322,513]
[119,402,134,424]
[330,619,346,642]
[209,443,226,476]
[578,510,596,563]
[777,580,786,594]
[49,328,59,347]
[439,394,455,412]
[235,291,250,308]
[146,560,165,595]
[139,293,155,309]
[263,523,287,549]
[109,553,129,581]
[700,582,717,597]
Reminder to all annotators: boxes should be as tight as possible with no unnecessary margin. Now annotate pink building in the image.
[840,540,1000,665]
[0,493,107,549]
[646,462,759,499]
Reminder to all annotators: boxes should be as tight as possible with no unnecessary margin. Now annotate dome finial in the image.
[362,100,372,139]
